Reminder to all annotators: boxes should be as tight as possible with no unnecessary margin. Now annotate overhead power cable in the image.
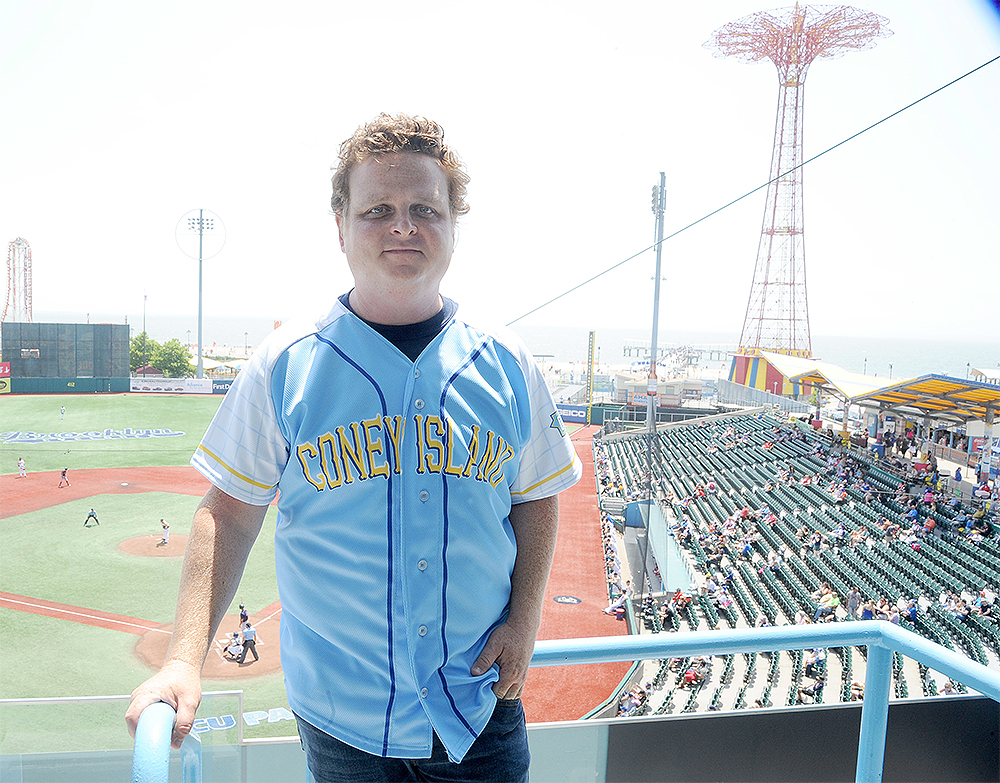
[506,53,1000,327]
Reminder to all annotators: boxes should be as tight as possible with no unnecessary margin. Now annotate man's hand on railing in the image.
[126,660,203,749]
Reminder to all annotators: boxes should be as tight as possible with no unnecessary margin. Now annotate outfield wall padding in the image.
[8,377,129,394]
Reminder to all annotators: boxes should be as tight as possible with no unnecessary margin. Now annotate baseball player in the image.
[224,632,243,661]
[17,457,26,478]
[158,519,170,546]
[127,113,582,782]
[84,508,99,527]
[58,468,71,488]
[236,622,259,663]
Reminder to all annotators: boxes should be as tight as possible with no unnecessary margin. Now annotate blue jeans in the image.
[296,699,530,782]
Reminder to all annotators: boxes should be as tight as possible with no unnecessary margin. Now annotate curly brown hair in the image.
[331,113,470,222]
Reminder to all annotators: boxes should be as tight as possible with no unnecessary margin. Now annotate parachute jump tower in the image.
[706,4,890,392]
[4,237,33,323]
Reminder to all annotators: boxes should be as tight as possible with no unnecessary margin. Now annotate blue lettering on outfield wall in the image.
[191,708,296,734]
[1,428,185,444]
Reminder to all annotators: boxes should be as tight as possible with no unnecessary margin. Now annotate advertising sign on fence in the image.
[556,404,588,423]
[130,377,215,394]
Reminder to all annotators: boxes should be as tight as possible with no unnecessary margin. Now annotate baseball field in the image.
[1,392,624,758]
[1,392,290,755]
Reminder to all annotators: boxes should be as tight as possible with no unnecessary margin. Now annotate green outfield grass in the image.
[0,393,298,754]
[1,393,223,474]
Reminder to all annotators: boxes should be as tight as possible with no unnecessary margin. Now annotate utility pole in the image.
[638,173,667,604]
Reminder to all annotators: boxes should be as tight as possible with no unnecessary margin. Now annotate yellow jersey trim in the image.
[197,444,278,491]
[510,459,578,498]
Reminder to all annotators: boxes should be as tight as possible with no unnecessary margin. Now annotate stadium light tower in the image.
[706,3,891,383]
[3,238,33,323]
[176,210,225,379]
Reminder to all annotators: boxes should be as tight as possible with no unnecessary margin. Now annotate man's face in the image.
[336,152,455,307]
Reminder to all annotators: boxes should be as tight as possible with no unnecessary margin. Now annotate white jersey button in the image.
[414,368,421,378]
[417,559,428,571]
[420,688,428,699]
[414,398,425,410]
[418,625,428,637]
[419,490,430,502]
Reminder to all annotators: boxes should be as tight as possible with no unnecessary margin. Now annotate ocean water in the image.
[34,311,997,381]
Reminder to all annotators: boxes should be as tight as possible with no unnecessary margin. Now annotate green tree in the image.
[152,339,194,378]
[130,332,161,373]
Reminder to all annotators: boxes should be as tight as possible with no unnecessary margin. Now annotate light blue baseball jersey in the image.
[191,299,582,762]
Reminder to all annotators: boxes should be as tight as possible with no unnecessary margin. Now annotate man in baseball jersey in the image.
[126,113,582,782]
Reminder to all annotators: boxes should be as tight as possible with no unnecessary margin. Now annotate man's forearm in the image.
[506,495,559,635]
[165,486,267,670]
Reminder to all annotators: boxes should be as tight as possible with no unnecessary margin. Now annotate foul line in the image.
[0,591,169,636]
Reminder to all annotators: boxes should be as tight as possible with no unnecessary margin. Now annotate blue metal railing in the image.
[131,701,202,783]
[132,621,1000,783]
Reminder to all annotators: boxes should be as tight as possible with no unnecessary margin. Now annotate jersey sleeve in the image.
[505,334,583,503]
[190,328,299,506]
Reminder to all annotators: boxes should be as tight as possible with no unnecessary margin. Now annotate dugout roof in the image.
[761,352,1000,426]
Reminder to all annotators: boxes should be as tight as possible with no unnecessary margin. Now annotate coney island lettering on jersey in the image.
[295,415,516,491]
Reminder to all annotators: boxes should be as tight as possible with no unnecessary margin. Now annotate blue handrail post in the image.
[856,643,892,783]
[131,702,174,783]
[130,701,202,783]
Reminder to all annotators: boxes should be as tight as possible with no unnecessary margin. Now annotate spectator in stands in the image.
[681,657,711,688]
[812,583,832,601]
[804,648,825,678]
[850,681,865,701]
[938,681,956,696]
[658,598,676,629]
[846,587,861,620]
[814,591,840,622]
[797,675,825,704]
[603,581,632,614]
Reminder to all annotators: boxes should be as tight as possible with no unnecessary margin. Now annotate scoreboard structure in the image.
[0,322,129,393]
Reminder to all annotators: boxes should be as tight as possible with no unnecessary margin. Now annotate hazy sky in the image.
[2,0,998,345]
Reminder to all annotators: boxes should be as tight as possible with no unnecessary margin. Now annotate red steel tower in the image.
[4,237,33,323]
[707,4,890,388]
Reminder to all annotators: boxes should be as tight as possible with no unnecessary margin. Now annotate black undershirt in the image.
[338,292,457,362]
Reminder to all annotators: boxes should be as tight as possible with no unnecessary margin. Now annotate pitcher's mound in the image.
[134,613,282,679]
[119,535,188,557]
